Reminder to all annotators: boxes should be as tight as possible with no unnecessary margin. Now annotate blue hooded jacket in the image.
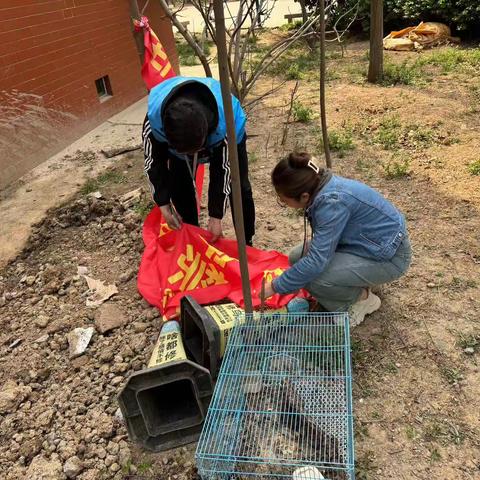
[147,76,246,159]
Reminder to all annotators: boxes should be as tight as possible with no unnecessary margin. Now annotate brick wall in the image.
[0,0,178,189]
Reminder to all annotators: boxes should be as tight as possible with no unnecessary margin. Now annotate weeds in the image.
[176,38,212,66]
[316,128,355,157]
[269,48,318,80]
[293,101,314,122]
[440,366,463,386]
[374,116,402,149]
[448,276,477,290]
[133,197,154,219]
[405,425,419,441]
[423,418,465,446]
[279,20,303,31]
[468,159,480,175]
[429,447,442,462]
[379,47,480,87]
[417,47,480,74]
[80,170,127,195]
[370,116,440,151]
[248,152,259,163]
[456,332,480,353]
[382,60,424,86]
[383,154,410,179]
[136,460,153,474]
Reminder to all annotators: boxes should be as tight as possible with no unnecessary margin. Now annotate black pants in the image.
[170,136,256,245]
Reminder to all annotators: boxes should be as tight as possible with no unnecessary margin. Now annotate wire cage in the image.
[196,312,355,480]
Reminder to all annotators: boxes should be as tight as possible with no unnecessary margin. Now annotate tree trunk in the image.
[213,0,253,313]
[298,0,308,24]
[319,0,331,168]
[367,0,383,83]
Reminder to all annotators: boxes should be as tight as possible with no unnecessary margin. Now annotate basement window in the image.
[95,75,112,102]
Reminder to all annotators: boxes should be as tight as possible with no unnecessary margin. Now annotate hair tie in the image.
[307,158,320,174]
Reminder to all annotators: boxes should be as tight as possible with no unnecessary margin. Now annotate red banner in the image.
[138,207,301,319]
[134,16,175,90]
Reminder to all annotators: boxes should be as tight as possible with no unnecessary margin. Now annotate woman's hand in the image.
[262,281,275,299]
[160,204,182,230]
[208,217,223,243]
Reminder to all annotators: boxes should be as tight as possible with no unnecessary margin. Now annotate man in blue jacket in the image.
[142,76,255,245]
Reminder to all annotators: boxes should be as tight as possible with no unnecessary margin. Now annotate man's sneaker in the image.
[348,290,381,327]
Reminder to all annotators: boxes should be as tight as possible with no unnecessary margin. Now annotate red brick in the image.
[1,0,176,188]
[0,1,64,21]
[0,10,65,34]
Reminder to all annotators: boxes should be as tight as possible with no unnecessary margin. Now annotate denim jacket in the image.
[272,175,407,294]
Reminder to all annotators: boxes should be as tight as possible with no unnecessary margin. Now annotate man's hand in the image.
[207,217,223,243]
[160,204,182,230]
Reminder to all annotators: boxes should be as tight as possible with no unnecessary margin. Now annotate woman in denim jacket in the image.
[263,152,412,326]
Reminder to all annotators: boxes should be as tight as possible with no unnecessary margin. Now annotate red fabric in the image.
[138,207,302,319]
[134,16,175,90]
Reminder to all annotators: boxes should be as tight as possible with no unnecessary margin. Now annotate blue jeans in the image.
[288,235,412,311]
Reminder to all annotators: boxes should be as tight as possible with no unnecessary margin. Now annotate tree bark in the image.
[367,0,383,83]
[213,0,253,313]
[319,0,331,168]
[298,0,308,24]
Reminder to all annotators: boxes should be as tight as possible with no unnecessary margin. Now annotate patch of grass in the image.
[424,418,465,446]
[382,60,424,86]
[456,332,480,353]
[286,63,303,80]
[329,129,355,153]
[383,154,410,179]
[269,48,318,80]
[80,170,127,195]
[176,38,212,66]
[406,425,419,441]
[371,116,440,151]
[137,460,153,474]
[292,101,314,123]
[133,197,154,219]
[468,159,480,175]
[440,366,463,386]
[248,151,259,163]
[374,116,402,149]
[279,20,303,31]
[429,447,442,462]
[384,361,399,374]
[317,128,355,158]
[448,276,477,290]
[417,47,480,74]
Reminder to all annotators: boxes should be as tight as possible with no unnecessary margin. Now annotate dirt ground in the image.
[1,39,479,480]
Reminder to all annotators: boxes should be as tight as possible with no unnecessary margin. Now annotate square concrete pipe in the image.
[118,321,213,451]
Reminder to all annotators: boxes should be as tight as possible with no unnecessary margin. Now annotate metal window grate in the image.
[196,312,355,480]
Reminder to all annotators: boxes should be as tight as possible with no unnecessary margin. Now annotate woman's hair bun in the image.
[287,151,311,169]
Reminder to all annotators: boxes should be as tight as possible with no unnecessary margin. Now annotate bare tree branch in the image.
[281,80,299,145]
[157,0,213,77]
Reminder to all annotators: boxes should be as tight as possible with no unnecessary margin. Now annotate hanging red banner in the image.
[133,16,176,90]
